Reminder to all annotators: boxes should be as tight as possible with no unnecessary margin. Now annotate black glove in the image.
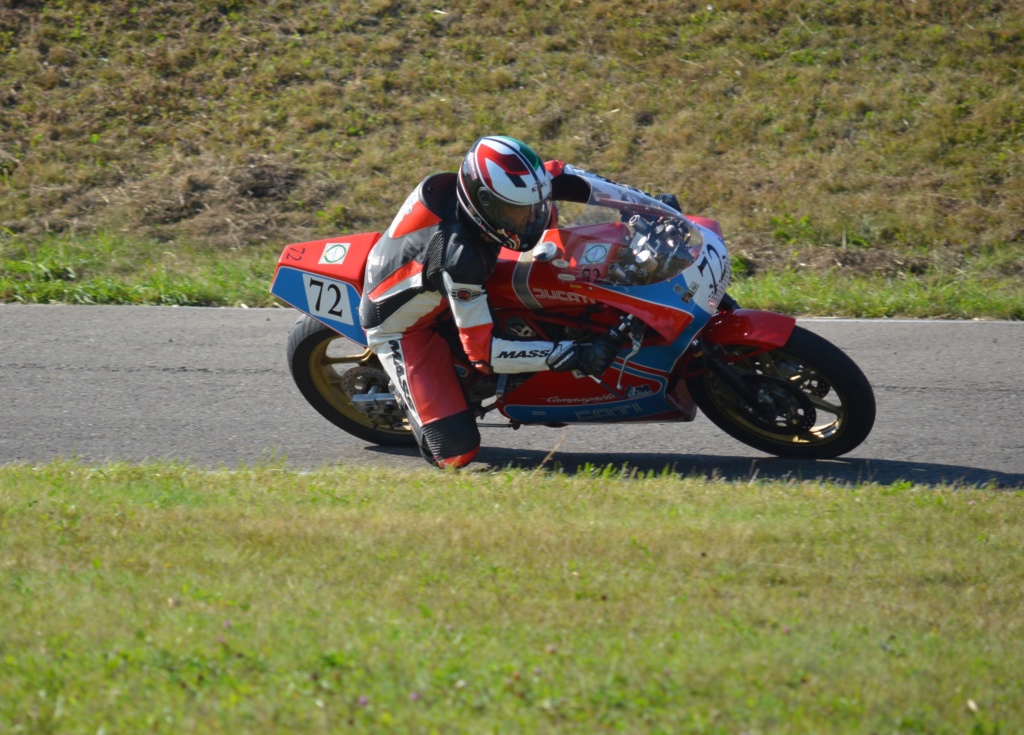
[546,336,619,375]
[655,193,681,212]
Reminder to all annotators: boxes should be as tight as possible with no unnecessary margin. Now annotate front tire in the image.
[686,326,875,459]
[286,314,416,447]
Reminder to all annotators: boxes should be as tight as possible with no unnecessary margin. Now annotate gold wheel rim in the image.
[308,337,411,438]
[707,350,848,447]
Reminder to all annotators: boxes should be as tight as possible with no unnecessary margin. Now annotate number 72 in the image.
[304,276,352,323]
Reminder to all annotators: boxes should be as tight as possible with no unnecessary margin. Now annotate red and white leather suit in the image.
[358,161,586,468]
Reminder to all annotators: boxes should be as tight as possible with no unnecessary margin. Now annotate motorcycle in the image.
[270,166,875,463]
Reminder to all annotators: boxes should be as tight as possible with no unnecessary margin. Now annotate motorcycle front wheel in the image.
[286,314,416,447]
[686,326,875,459]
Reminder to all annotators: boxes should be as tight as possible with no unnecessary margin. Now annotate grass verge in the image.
[0,233,273,307]
[3,233,1023,318]
[1,461,1021,733]
[729,267,1024,321]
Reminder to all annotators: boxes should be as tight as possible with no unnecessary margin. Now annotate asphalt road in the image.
[1,304,1021,487]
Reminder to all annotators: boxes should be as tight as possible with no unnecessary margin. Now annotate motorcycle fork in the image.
[697,337,762,408]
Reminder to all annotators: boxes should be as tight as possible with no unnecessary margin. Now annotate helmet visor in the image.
[487,198,552,243]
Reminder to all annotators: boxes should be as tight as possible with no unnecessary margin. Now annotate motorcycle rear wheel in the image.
[686,326,875,459]
[286,314,416,447]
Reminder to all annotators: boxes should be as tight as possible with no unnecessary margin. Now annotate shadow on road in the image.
[368,446,1023,488]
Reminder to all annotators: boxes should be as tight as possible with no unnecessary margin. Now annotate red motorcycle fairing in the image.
[701,308,796,351]
[488,222,696,342]
[687,215,723,239]
[495,362,689,425]
[673,308,797,380]
[275,233,380,289]
[271,233,382,345]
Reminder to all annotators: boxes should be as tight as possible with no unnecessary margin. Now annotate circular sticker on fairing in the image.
[581,243,610,264]
[319,242,350,265]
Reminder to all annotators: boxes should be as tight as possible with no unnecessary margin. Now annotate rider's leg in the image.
[374,327,480,468]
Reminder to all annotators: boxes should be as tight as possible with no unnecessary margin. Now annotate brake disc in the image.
[740,375,817,435]
[767,356,832,398]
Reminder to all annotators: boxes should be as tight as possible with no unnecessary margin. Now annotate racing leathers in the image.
[358,162,613,468]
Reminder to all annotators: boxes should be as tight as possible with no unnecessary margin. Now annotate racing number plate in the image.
[302,273,356,325]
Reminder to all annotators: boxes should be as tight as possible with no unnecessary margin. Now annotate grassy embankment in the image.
[0,1,1022,317]
[1,461,1022,733]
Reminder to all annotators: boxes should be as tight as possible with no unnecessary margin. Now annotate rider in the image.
[359,136,671,468]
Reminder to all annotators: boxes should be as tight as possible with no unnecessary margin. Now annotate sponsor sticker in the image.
[557,273,576,282]
[319,242,350,265]
[546,394,616,404]
[581,243,610,264]
[497,348,550,359]
[552,258,570,268]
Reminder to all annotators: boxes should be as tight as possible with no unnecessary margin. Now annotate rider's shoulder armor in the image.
[386,173,456,240]
[408,173,498,291]
[436,220,499,288]
[368,172,496,293]
[419,173,458,218]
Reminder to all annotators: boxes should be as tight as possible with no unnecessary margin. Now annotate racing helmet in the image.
[456,136,553,252]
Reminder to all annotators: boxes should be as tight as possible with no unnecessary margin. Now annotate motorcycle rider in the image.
[359,135,672,468]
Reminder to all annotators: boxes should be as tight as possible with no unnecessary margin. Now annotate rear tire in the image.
[686,326,875,459]
[286,314,415,447]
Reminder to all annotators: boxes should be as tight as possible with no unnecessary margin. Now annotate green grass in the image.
[0,233,272,307]
[1,1,1022,317]
[4,231,1023,318]
[730,267,1024,321]
[2,461,1022,733]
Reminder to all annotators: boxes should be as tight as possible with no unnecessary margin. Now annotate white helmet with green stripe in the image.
[456,136,554,252]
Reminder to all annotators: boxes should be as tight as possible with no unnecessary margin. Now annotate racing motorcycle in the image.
[270,167,875,462]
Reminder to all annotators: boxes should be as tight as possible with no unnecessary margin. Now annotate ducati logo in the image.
[531,288,596,305]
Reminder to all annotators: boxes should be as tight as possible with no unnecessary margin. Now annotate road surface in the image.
[1,304,1021,487]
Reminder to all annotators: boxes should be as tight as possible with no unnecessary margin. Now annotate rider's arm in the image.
[440,271,558,374]
[435,231,558,375]
[545,160,591,204]
[545,159,682,217]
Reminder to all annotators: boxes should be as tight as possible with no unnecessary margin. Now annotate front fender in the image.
[675,308,796,379]
[701,308,796,350]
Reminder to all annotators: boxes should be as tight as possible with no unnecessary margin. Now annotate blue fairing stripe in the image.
[271,266,369,346]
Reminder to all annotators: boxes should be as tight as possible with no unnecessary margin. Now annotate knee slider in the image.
[422,411,480,466]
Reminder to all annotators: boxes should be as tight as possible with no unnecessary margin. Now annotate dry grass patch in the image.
[1,1,1021,277]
